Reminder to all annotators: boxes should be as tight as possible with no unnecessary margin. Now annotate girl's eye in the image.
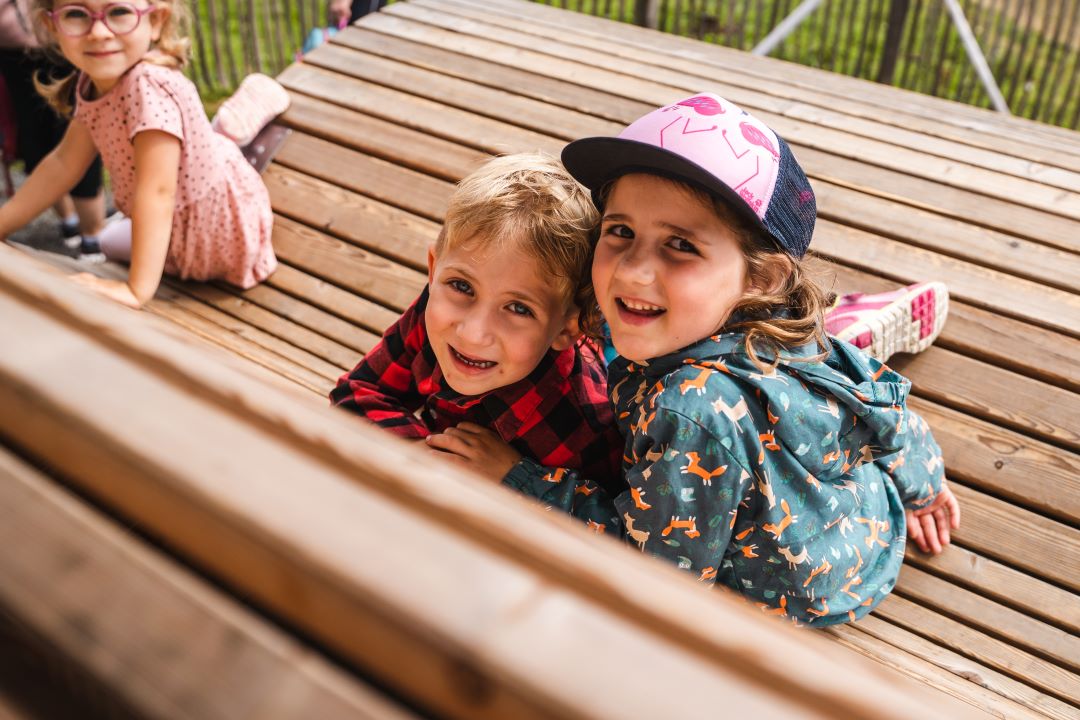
[669,236,699,254]
[448,279,472,295]
[59,7,90,19]
[106,5,136,17]
[603,223,633,239]
[507,302,534,318]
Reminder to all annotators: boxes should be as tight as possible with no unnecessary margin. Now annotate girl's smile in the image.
[592,173,750,363]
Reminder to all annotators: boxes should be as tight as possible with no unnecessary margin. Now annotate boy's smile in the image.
[593,173,749,363]
[426,236,580,397]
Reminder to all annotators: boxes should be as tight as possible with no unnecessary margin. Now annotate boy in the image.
[330,153,624,507]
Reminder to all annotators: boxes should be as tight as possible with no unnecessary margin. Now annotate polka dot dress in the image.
[74,62,277,289]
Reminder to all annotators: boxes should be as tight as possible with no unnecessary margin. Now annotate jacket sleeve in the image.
[329,294,429,438]
[886,405,946,509]
[614,407,753,585]
[501,458,622,534]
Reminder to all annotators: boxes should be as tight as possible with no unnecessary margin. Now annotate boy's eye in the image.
[448,279,472,295]
[507,302,534,318]
[668,237,699,254]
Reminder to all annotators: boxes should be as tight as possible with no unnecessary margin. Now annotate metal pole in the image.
[941,0,1010,113]
[752,0,825,56]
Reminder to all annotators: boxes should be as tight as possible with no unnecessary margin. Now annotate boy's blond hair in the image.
[30,0,191,116]
[437,153,598,311]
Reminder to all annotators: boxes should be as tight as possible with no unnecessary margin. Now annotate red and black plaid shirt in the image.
[330,287,623,493]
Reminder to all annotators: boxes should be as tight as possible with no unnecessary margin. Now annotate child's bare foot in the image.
[212,74,291,148]
[826,281,949,363]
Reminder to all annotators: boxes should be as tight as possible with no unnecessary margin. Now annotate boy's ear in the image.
[426,244,437,283]
[549,307,582,352]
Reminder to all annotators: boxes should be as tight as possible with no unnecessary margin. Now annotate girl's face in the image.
[592,173,749,363]
[46,0,166,95]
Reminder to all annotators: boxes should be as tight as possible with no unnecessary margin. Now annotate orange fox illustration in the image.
[806,599,830,617]
[803,559,833,587]
[661,515,701,539]
[856,517,890,549]
[585,520,606,534]
[542,468,567,483]
[740,544,759,558]
[681,451,728,486]
[761,498,797,541]
[574,483,596,496]
[630,486,652,510]
[756,594,789,616]
[699,566,719,582]
[679,368,711,396]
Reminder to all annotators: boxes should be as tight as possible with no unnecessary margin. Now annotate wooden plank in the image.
[0,245,972,720]
[385,2,1080,221]
[822,262,1080,394]
[894,565,1080,674]
[907,398,1080,525]
[178,283,358,370]
[269,215,426,315]
[904,545,1080,637]
[334,25,655,124]
[421,0,1080,194]
[278,62,564,156]
[949,483,1080,593]
[363,8,1080,252]
[275,130,455,223]
[305,41,625,141]
[812,179,1080,294]
[872,595,1080,705]
[227,282,382,356]
[264,164,435,272]
[0,447,418,720]
[827,624,1049,720]
[460,0,1080,163]
[891,347,1080,453]
[280,92,489,182]
[813,219,1080,339]
[831,618,1079,720]
[264,264,401,338]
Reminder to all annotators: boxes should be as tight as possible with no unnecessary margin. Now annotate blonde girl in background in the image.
[0,0,287,307]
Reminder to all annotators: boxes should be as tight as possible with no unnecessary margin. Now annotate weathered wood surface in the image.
[0,245,979,719]
[3,0,1078,717]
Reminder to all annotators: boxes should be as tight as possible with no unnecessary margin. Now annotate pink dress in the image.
[74,62,277,288]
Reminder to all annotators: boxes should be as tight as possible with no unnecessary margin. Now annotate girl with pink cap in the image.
[473,94,959,626]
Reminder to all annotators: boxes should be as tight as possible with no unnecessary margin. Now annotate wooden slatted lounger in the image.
[1,0,1077,717]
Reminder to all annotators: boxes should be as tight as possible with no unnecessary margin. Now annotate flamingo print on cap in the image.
[618,92,782,221]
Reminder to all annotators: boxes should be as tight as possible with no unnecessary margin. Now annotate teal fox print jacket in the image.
[503,332,945,626]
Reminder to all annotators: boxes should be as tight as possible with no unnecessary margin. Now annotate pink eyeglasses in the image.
[46,3,156,37]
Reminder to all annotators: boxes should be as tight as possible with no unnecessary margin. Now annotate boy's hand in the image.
[71,273,141,308]
[425,422,522,483]
[906,483,961,555]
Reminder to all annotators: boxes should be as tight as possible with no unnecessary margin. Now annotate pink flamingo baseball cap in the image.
[562,92,816,257]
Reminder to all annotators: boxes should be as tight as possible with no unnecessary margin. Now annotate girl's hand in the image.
[71,272,141,308]
[906,483,961,555]
[425,422,522,483]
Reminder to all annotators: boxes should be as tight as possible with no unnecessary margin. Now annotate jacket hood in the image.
[612,332,912,482]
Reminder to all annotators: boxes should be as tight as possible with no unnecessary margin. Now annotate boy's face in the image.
[593,173,748,363]
[426,236,580,397]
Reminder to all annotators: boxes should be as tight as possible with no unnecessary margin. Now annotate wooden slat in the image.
[420,0,1080,194]
[0,244,975,720]
[269,214,427,314]
[872,594,1080,705]
[362,8,1080,252]
[831,617,1080,720]
[894,565,1080,673]
[384,2,1080,221]
[461,0,1080,164]
[265,263,401,338]
[0,447,417,720]
[948,484,1080,593]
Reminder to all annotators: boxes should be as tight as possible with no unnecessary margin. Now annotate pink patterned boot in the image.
[825,281,949,363]
[211,74,291,148]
